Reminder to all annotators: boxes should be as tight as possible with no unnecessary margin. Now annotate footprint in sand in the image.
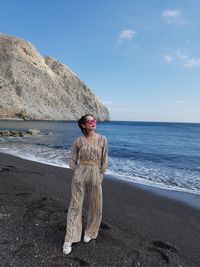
[23,197,66,229]
[100,222,110,230]
[0,165,16,172]
[15,192,30,197]
[152,240,178,253]
[0,193,9,196]
[71,257,90,266]
[149,240,178,264]
[14,243,34,257]
[0,240,8,245]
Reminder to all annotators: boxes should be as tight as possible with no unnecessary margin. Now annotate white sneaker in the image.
[83,235,92,243]
[63,242,72,255]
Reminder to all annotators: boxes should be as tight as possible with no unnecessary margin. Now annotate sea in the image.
[0,120,200,197]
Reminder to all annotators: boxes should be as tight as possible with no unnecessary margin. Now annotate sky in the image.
[1,0,200,123]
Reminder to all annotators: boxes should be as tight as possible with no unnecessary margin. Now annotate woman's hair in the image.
[78,114,95,135]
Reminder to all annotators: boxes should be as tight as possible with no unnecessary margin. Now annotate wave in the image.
[0,142,70,168]
[106,170,200,196]
[0,143,200,196]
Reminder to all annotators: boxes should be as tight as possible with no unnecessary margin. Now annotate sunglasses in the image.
[86,119,96,124]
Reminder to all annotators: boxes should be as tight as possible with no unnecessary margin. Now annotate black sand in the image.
[0,152,200,266]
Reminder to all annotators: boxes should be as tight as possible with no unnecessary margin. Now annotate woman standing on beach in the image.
[63,114,108,255]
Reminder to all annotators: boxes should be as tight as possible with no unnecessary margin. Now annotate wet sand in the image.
[0,152,200,266]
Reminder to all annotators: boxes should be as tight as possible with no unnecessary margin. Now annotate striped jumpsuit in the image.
[64,134,108,243]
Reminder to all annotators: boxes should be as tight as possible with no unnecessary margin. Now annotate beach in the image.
[0,152,200,266]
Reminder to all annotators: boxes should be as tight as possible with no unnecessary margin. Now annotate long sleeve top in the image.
[69,134,108,174]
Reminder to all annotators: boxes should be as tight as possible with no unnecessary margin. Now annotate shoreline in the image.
[0,150,200,210]
[0,117,24,121]
[108,175,200,210]
[0,152,200,266]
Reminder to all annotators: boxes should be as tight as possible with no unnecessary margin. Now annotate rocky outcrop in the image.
[0,34,110,121]
[0,128,48,137]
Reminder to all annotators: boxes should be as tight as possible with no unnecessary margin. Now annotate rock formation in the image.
[0,34,110,121]
[0,128,45,137]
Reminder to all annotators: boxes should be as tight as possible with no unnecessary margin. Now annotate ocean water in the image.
[0,120,200,196]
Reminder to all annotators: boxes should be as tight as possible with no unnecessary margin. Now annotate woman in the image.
[63,114,108,255]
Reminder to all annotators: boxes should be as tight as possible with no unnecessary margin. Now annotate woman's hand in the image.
[100,172,105,181]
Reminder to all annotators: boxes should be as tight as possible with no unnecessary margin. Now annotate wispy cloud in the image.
[164,55,173,63]
[162,9,181,18]
[107,107,140,113]
[175,100,183,104]
[161,9,186,24]
[163,51,200,68]
[102,101,138,113]
[119,29,136,41]
[176,50,200,68]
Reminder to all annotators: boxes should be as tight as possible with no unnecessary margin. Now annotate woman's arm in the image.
[69,138,79,171]
[101,136,108,175]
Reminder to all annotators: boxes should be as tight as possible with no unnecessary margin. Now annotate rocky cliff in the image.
[0,34,110,121]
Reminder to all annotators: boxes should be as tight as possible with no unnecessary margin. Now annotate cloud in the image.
[108,107,132,112]
[164,55,173,63]
[176,50,188,60]
[119,30,136,41]
[163,50,200,68]
[175,100,183,104]
[185,58,200,67]
[176,50,200,68]
[103,100,140,113]
[162,9,180,18]
[108,107,140,113]
[161,9,186,24]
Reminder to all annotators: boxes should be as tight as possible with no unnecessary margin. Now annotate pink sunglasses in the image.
[86,119,96,124]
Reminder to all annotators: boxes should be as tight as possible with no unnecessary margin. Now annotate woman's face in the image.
[82,115,96,132]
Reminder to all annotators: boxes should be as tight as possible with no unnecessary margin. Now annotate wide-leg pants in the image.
[64,164,103,243]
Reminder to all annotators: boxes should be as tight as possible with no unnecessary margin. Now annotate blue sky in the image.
[1,0,200,122]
